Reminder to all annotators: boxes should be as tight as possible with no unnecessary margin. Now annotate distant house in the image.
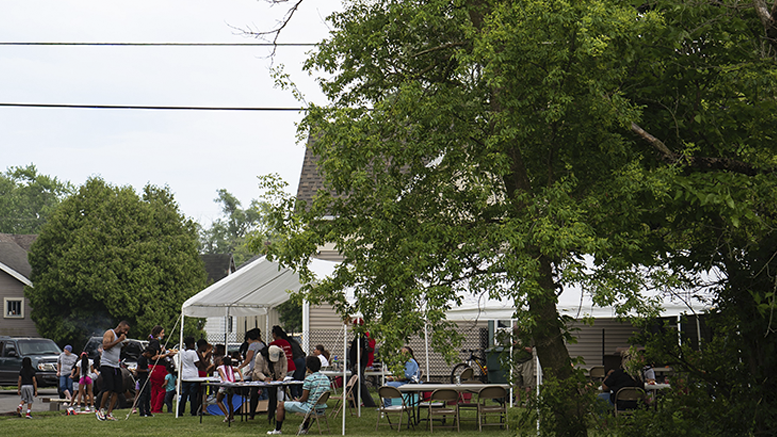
[0,233,40,337]
[200,254,237,343]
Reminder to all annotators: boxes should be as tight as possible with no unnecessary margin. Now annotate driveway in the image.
[0,388,60,415]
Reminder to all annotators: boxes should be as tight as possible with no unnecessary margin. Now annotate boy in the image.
[17,357,38,419]
[135,347,155,417]
[267,355,330,435]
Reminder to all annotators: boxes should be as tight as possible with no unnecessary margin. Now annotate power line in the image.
[0,102,307,111]
[0,41,317,47]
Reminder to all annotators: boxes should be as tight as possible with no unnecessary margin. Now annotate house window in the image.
[4,298,24,319]
[227,317,234,333]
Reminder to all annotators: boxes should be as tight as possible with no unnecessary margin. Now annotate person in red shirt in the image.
[269,326,296,374]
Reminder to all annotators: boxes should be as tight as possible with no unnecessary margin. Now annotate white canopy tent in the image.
[176,256,338,418]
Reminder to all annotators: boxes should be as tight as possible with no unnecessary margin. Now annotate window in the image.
[4,298,23,318]
[228,317,234,333]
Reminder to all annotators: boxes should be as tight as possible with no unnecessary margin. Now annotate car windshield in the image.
[17,340,62,356]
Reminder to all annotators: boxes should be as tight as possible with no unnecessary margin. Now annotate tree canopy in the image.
[26,178,206,347]
[199,188,276,266]
[0,164,73,234]
[259,0,777,434]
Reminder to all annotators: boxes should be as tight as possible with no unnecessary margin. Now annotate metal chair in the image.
[376,386,415,431]
[427,388,460,432]
[328,374,358,419]
[477,386,508,431]
[589,366,606,383]
[295,391,330,435]
[456,368,478,423]
[614,387,646,417]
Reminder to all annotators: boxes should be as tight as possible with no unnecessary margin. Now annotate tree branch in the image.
[630,122,768,176]
[232,0,307,58]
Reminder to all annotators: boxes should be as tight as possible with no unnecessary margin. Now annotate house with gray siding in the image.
[0,233,40,337]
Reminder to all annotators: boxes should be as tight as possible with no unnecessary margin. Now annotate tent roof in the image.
[182,257,339,318]
[445,286,712,321]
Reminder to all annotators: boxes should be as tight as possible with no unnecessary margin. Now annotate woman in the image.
[252,345,288,422]
[148,326,176,413]
[270,326,302,397]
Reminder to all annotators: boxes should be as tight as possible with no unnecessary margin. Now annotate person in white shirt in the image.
[313,344,330,367]
[178,336,200,416]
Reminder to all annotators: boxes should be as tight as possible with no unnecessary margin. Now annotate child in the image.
[17,357,38,419]
[135,347,154,417]
[216,355,243,423]
[70,352,95,413]
[163,362,177,413]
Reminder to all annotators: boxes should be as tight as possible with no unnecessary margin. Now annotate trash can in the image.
[486,347,508,383]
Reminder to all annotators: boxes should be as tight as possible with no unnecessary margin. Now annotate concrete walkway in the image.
[0,388,61,415]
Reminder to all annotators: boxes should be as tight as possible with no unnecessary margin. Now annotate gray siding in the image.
[566,318,640,369]
[0,270,39,337]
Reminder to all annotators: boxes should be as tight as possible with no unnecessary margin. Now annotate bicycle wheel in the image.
[450,363,472,384]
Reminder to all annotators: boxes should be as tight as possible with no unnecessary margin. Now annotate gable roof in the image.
[296,135,327,207]
[200,254,236,284]
[0,233,36,286]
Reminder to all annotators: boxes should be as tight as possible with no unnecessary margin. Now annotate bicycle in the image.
[450,349,488,383]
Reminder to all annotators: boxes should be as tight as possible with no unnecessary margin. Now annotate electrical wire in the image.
[0,42,316,47]
[0,102,307,111]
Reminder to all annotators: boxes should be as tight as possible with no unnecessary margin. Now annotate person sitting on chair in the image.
[267,355,330,435]
[383,346,422,407]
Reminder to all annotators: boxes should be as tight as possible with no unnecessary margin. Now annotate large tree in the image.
[258,1,777,434]
[0,164,73,234]
[199,189,276,266]
[26,178,206,347]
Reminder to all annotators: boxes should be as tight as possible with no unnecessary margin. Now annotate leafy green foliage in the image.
[0,164,73,234]
[25,178,206,347]
[200,189,279,266]
[260,0,777,434]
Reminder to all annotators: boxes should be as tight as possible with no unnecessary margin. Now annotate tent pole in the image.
[302,299,310,354]
[357,323,361,418]
[424,322,430,382]
[509,319,514,408]
[176,309,185,418]
[342,322,347,436]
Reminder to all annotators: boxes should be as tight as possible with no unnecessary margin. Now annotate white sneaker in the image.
[266,430,282,435]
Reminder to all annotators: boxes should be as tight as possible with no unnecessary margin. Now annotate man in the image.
[96,320,130,421]
[56,345,77,404]
[178,336,201,416]
[267,355,330,435]
[237,329,265,419]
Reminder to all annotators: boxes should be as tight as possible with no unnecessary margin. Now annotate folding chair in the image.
[427,388,459,432]
[295,391,330,435]
[329,374,358,419]
[614,387,646,417]
[477,386,508,431]
[589,366,606,383]
[456,368,478,423]
[376,386,415,431]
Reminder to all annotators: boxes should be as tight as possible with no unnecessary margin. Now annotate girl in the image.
[17,357,37,418]
[216,355,243,422]
[163,363,177,413]
[70,352,95,413]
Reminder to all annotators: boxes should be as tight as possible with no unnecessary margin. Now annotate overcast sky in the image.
[0,0,340,226]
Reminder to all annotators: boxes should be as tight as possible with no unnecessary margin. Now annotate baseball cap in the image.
[268,345,282,362]
[64,345,72,352]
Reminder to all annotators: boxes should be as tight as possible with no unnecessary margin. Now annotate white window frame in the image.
[4,298,24,319]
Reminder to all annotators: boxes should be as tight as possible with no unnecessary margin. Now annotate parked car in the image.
[82,336,149,371]
[0,337,62,387]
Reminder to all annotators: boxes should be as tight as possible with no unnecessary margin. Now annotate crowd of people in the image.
[16,317,424,434]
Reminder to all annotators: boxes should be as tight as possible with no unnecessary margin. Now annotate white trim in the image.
[0,261,32,287]
[4,297,24,319]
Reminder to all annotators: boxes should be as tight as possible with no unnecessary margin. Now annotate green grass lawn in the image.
[0,401,518,436]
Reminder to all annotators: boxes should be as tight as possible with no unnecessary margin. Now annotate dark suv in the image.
[82,336,148,370]
[0,337,62,387]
